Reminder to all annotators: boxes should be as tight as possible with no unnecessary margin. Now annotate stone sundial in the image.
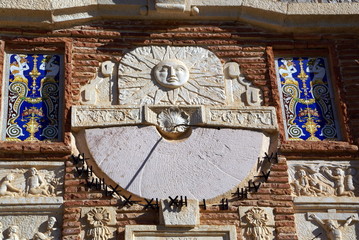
[72,46,277,200]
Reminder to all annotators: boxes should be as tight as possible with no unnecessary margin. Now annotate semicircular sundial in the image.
[73,46,277,200]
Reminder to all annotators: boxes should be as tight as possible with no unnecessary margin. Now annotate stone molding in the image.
[72,105,277,132]
[0,0,359,32]
[125,225,237,240]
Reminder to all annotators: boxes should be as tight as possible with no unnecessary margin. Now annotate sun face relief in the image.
[154,59,189,88]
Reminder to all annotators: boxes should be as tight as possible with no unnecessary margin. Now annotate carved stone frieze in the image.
[72,106,141,129]
[118,46,225,106]
[0,215,61,240]
[0,162,64,199]
[288,161,358,197]
[206,107,277,131]
[72,105,277,132]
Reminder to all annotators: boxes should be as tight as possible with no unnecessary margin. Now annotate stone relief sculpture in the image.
[224,62,262,106]
[25,168,55,197]
[118,46,225,105]
[321,167,354,197]
[32,217,57,240]
[81,61,116,106]
[0,217,57,240]
[0,166,62,198]
[153,59,189,89]
[157,107,189,133]
[288,162,357,197]
[86,208,112,240]
[0,174,22,197]
[244,207,271,240]
[2,225,26,240]
[309,214,356,240]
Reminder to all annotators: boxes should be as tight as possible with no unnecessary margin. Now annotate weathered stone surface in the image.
[160,199,200,227]
[79,125,270,200]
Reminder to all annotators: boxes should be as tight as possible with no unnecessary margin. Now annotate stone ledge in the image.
[294,196,359,210]
[280,141,358,158]
[0,0,358,33]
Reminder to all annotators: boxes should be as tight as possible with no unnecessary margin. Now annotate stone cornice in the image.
[0,0,359,33]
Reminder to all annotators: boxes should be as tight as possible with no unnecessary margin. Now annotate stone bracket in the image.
[72,105,277,132]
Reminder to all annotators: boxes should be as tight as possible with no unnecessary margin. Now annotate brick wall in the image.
[0,20,358,240]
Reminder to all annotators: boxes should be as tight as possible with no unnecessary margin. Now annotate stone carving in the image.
[72,106,141,129]
[73,105,277,132]
[157,107,189,133]
[26,167,55,197]
[309,213,356,240]
[224,62,262,106]
[32,217,57,240]
[288,162,357,197]
[207,107,277,131]
[86,208,112,240]
[0,174,22,197]
[118,46,225,105]
[0,217,57,240]
[321,167,354,197]
[2,225,26,240]
[0,164,63,198]
[244,207,271,240]
[81,61,116,106]
[154,59,189,89]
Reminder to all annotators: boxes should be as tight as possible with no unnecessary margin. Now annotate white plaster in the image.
[160,199,200,227]
[125,225,237,240]
[81,125,270,200]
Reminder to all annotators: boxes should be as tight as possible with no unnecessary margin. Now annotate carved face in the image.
[154,59,189,88]
[48,217,56,228]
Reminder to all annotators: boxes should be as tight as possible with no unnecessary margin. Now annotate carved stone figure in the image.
[86,208,112,240]
[291,169,328,196]
[289,163,357,197]
[244,207,271,240]
[32,216,57,240]
[25,168,52,196]
[3,225,26,240]
[321,167,354,197]
[309,214,356,240]
[0,174,22,197]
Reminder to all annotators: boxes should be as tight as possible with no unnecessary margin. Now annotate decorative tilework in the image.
[275,57,340,141]
[3,54,63,141]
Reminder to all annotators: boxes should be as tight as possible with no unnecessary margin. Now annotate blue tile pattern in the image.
[5,54,62,141]
[276,57,340,141]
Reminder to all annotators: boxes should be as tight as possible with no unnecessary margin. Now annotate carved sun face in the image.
[154,59,189,88]
[118,46,225,105]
